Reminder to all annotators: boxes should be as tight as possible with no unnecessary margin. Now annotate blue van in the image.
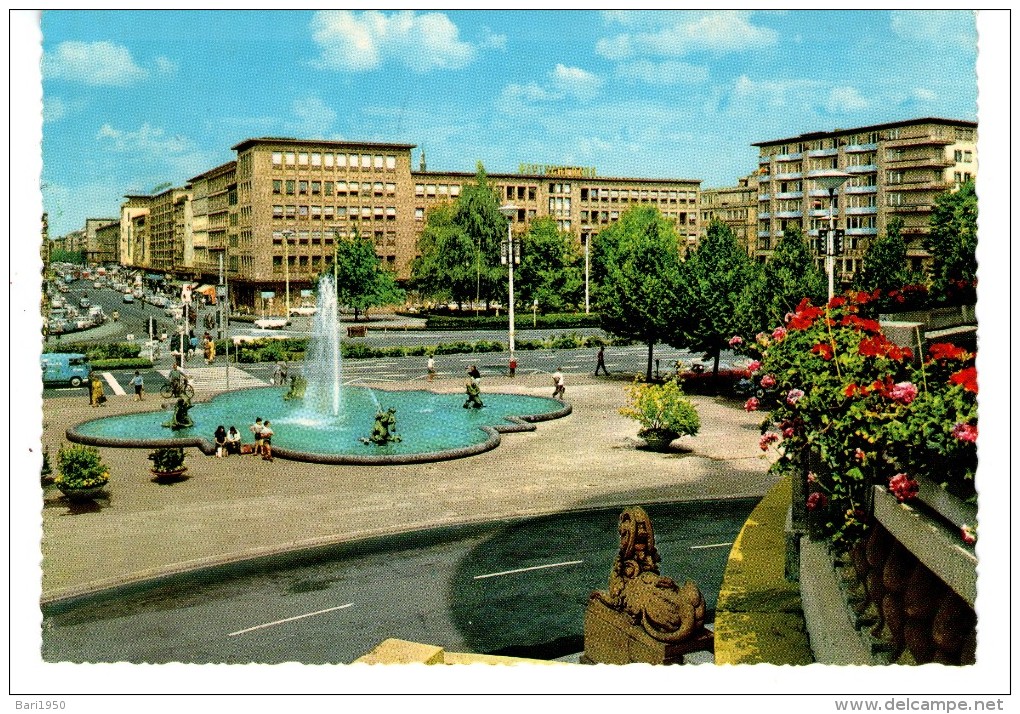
[41,353,92,387]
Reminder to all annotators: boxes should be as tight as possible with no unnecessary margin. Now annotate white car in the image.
[288,304,318,316]
[254,317,290,330]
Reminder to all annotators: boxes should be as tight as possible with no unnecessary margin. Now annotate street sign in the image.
[216,285,227,298]
[260,291,275,299]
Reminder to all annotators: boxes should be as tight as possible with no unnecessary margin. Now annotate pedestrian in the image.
[189,331,198,360]
[468,364,481,380]
[595,345,610,376]
[130,370,144,401]
[508,356,517,378]
[552,367,566,399]
[225,426,241,456]
[88,371,107,407]
[250,417,265,456]
[261,420,274,461]
[427,355,436,382]
[214,425,227,458]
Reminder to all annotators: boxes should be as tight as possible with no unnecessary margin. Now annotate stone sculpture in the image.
[361,407,402,446]
[162,397,194,430]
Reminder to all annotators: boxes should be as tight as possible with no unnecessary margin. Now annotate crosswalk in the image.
[157,366,269,392]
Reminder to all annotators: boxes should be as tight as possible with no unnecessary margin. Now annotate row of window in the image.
[415,184,463,198]
[953,150,974,163]
[578,187,696,202]
[271,152,398,170]
[273,180,397,196]
[269,229,398,245]
[581,210,694,225]
[271,205,397,220]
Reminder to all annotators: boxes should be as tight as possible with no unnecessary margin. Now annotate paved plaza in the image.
[40,370,777,600]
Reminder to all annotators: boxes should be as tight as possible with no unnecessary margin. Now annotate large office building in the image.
[700,174,759,255]
[754,117,976,282]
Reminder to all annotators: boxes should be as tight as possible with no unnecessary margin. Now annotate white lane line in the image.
[227,603,354,637]
[473,560,584,580]
[691,542,733,550]
[102,372,126,395]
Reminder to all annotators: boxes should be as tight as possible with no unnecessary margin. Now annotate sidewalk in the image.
[41,371,779,601]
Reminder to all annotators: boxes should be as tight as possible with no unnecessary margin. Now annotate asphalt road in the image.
[42,498,757,664]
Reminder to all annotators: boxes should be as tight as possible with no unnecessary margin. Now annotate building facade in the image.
[119,195,151,268]
[94,221,121,266]
[83,217,120,265]
[754,117,977,283]
[700,174,759,255]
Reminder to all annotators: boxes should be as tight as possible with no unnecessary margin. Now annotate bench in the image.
[347,325,368,337]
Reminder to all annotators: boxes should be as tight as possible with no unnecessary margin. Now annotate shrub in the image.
[55,444,109,489]
[619,379,701,437]
[90,358,154,370]
[148,447,186,473]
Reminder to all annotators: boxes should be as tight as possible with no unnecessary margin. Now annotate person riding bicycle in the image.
[168,363,190,397]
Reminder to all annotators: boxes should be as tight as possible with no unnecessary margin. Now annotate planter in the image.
[58,484,108,502]
[151,467,188,483]
[638,429,679,452]
[915,476,976,530]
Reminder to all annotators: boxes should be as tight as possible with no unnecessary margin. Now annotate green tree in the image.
[591,206,686,380]
[854,217,908,293]
[739,224,826,333]
[411,203,477,308]
[925,180,977,294]
[685,220,756,380]
[515,217,583,312]
[453,162,508,308]
[49,249,85,264]
[328,231,404,320]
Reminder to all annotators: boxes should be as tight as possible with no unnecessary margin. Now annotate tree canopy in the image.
[854,217,909,293]
[591,206,686,380]
[515,217,583,313]
[925,180,977,294]
[328,231,404,320]
[740,224,826,333]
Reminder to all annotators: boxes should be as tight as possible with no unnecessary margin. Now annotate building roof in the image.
[753,117,978,147]
[188,160,237,183]
[412,170,700,186]
[231,137,417,152]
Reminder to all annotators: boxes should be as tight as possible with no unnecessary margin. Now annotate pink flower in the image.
[772,326,787,341]
[729,335,743,347]
[854,448,866,462]
[887,381,919,405]
[960,524,977,546]
[744,397,760,412]
[746,360,762,374]
[951,422,978,442]
[782,426,794,438]
[760,374,777,388]
[759,432,779,451]
[806,492,828,511]
[888,473,919,502]
[806,472,817,483]
[785,388,805,405]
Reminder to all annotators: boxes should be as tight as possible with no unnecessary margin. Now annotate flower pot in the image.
[914,476,977,531]
[151,467,189,483]
[58,484,108,502]
[639,429,679,452]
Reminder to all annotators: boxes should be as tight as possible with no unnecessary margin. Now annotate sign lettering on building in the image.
[518,164,597,178]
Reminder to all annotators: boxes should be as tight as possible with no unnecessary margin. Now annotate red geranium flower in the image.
[951,422,978,442]
[811,342,834,360]
[806,492,828,511]
[928,343,968,361]
[950,366,978,393]
[889,473,919,502]
[827,296,847,309]
[744,397,759,412]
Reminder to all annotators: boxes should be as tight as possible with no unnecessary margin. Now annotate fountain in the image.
[67,276,571,464]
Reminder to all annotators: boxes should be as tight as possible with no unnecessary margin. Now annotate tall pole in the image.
[283,230,292,319]
[584,237,590,314]
[827,187,836,303]
[333,229,338,287]
[508,220,516,358]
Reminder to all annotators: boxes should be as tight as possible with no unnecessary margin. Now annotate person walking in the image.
[595,345,610,376]
[427,355,436,382]
[508,356,517,378]
[552,368,566,399]
[88,371,107,407]
[130,370,144,401]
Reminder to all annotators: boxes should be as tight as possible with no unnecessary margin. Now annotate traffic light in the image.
[833,229,845,255]
[816,229,828,254]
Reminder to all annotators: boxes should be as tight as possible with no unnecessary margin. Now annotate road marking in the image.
[102,372,126,396]
[227,603,354,637]
[690,542,733,550]
[473,560,584,580]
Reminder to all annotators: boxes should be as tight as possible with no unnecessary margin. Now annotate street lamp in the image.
[811,170,851,302]
[497,204,520,358]
[282,230,294,318]
[584,235,590,315]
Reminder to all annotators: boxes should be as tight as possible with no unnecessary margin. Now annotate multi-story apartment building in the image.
[94,221,120,265]
[228,138,417,308]
[148,186,193,274]
[189,161,237,282]
[700,174,759,255]
[119,195,151,268]
[83,217,119,265]
[753,117,976,284]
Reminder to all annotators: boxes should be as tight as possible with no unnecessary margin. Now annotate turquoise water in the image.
[73,387,564,456]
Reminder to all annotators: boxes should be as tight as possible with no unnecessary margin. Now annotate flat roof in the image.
[231,137,417,152]
[188,160,237,183]
[753,117,977,147]
[412,170,700,185]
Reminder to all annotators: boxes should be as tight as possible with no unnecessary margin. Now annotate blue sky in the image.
[37,10,978,237]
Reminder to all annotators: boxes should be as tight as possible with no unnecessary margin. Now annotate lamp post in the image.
[812,170,851,302]
[583,235,590,314]
[282,230,294,318]
[533,298,538,327]
[498,204,520,358]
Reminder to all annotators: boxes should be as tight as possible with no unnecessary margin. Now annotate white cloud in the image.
[43,41,147,86]
[155,56,178,75]
[310,10,476,73]
[479,26,507,51]
[43,96,66,123]
[552,64,603,101]
[891,10,975,48]
[912,87,937,102]
[826,86,870,113]
[615,60,710,86]
[596,11,777,60]
[94,123,213,177]
[286,96,337,138]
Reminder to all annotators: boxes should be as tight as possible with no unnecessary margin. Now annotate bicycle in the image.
[160,379,195,400]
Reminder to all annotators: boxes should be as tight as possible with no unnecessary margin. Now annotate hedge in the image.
[43,342,141,361]
[424,312,601,330]
[90,358,155,370]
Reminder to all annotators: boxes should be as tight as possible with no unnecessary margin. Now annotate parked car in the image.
[254,317,290,330]
[79,297,91,309]
[123,292,135,303]
[41,353,91,387]
[289,303,318,316]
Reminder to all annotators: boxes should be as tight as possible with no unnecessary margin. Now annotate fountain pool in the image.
[68,386,570,464]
